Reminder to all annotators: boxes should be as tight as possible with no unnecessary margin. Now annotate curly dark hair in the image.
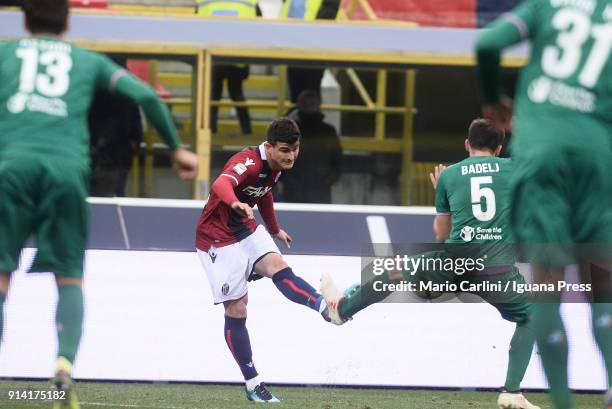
[266,117,301,145]
[23,0,68,35]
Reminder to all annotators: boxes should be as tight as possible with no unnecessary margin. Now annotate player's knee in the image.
[224,295,248,318]
[255,253,289,278]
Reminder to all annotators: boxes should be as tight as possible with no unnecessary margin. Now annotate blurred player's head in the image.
[265,118,301,171]
[23,0,69,35]
[296,90,321,113]
[466,118,505,156]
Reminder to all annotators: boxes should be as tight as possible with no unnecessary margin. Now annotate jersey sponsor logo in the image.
[460,225,504,242]
[528,76,596,112]
[243,185,272,198]
[258,173,268,178]
[461,163,500,175]
[460,226,475,242]
[7,92,68,117]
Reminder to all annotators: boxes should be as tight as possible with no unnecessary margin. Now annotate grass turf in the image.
[0,380,604,409]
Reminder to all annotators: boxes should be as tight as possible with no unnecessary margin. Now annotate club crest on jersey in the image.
[460,226,475,242]
[243,185,272,198]
[232,158,256,175]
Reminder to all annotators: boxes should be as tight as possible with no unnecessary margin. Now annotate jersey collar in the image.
[258,142,267,160]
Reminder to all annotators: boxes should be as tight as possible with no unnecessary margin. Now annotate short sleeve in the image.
[219,151,258,186]
[435,171,451,214]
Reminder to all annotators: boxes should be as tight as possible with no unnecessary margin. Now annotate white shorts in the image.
[197,225,280,304]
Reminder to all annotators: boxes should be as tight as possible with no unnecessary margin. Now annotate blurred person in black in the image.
[280,0,340,102]
[89,58,143,197]
[283,90,342,203]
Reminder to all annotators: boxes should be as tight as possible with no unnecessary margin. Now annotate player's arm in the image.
[211,175,254,219]
[475,0,539,129]
[433,215,451,243]
[432,165,451,242]
[212,151,260,219]
[95,55,197,178]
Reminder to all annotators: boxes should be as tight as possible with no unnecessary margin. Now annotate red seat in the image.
[127,60,173,99]
[69,0,109,9]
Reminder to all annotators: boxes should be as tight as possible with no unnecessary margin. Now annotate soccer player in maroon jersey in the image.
[196,118,328,402]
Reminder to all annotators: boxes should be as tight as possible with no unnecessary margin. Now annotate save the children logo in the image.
[460,226,475,242]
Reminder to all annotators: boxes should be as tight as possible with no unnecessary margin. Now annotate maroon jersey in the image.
[196,144,281,251]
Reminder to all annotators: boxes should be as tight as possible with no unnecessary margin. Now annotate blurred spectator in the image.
[280,0,340,102]
[89,58,143,197]
[283,90,342,203]
[197,0,262,135]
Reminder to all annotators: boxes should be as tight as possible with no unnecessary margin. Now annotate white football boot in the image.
[497,392,541,409]
[320,273,349,325]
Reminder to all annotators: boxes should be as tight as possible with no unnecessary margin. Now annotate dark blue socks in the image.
[272,267,323,311]
[224,316,258,381]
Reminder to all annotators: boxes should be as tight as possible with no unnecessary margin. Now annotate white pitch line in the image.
[81,401,220,409]
[81,402,185,409]
[366,215,394,257]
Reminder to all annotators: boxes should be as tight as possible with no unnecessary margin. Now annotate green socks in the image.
[592,303,612,388]
[56,285,84,364]
[339,270,394,318]
[0,292,5,344]
[532,302,574,409]
[504,320,536,392]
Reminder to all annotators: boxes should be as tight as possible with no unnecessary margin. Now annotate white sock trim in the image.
[245,375,262,391]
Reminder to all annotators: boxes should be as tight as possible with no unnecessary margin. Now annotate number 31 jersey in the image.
[509,0,611,142]
[435,156,515,266]
[0,38,124,166]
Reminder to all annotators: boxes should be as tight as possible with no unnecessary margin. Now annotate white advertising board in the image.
[0,249,606,390]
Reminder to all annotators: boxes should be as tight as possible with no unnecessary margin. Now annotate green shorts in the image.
[408,251,531,324]
[0,157,89,277]
[510,141,612,266]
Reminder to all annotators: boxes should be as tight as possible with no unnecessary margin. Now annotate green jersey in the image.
[477,0,611,146]
[0,37,179,167]
[435,156,514,266]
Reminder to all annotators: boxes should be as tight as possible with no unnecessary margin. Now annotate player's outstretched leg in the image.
[52,277,84,409]
[321,265,398,325]
[224,296,279,403]
[255,254,328,320]
[271,267,324,312]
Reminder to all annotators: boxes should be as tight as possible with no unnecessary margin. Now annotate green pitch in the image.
[0,380,603,409]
